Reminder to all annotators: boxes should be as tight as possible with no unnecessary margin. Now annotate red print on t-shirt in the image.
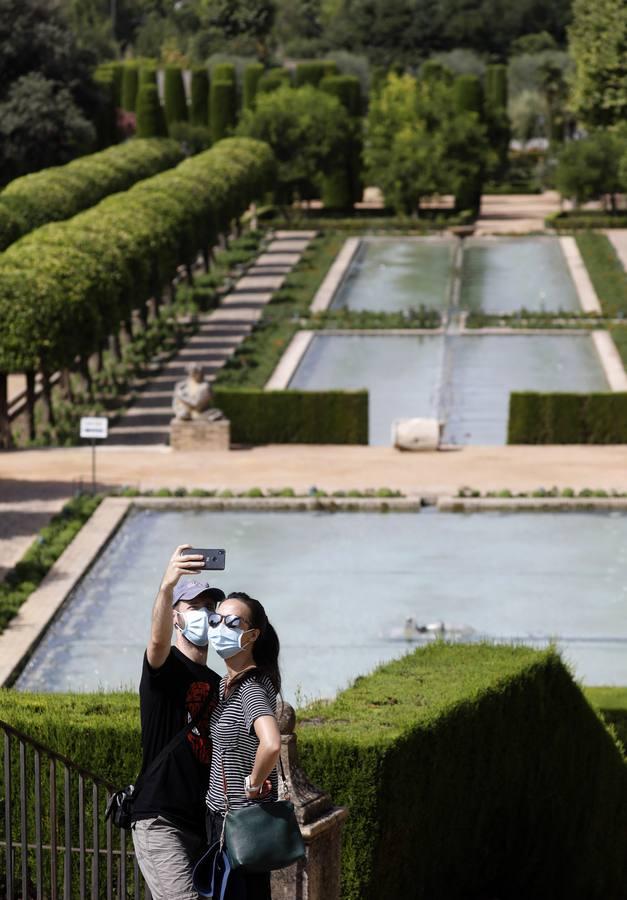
[185,681,213,764]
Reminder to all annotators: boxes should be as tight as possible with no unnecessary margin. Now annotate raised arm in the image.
[147,544,204,668]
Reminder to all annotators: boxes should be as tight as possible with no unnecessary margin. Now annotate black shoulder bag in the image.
[105,692,212,830]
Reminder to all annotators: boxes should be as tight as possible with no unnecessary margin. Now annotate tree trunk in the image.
[41,371,56,428]
[139,299,149,330]
[79,357,93,396]
[186,263,194,286]
[96,345,105,373]
[123,317,134,342]
[202,248,210,273]
[61,369,74,403]
[0,372,13,449]
[25,371,36,441]
[111,331,123,361]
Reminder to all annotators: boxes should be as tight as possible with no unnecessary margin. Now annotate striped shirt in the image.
[206,672,279,812]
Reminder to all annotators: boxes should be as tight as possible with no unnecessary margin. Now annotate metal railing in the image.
[1,719,151,899]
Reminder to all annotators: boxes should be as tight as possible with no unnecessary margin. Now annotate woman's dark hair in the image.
[228,591,281,695]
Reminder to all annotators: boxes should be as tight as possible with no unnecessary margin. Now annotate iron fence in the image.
[1,718,151,899]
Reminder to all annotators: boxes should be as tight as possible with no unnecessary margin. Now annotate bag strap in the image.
[135,689,212,794]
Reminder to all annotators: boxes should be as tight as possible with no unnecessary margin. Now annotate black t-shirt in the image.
[131,646,220,834]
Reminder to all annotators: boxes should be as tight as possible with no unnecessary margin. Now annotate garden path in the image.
[105,231,317,446]
[475,191,561,234]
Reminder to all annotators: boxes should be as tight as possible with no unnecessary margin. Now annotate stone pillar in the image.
[169,415,230,451]
[271,702,348,900]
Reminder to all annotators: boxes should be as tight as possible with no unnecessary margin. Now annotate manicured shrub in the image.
[210,80,237,143]
[121,62,140,111]
[135,84,168,138]
[320,75,363,207]
[139,64,158,87]
[453,73,484,115]
[508,392,627,443]
[95,61,124,107]
[297,644,627,899]
[164,65,188,128]
[0,137,182,249]
[0,138,275,444]
[93,66,118,148]
[295,60,337,87]
[190,66,210,127]
[213,387,368,444]
[484,64,509,177]
[257,68,292,94]
[243,63,264,109]
[211,62,236,85]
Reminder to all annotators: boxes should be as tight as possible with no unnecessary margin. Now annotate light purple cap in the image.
[173,580,225,606]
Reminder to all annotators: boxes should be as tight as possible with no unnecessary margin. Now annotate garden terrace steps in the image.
[105,230,317,446]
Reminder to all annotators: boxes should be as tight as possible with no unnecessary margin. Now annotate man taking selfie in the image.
[131,544,223,900]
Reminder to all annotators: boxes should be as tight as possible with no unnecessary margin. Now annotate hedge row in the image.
[508,392,627,443]
[2,645,625,899]
[547,211,627,230]
[0,139,183,251]
[213,387,369,444]
[297,644,627,899]
[0,138,275,382]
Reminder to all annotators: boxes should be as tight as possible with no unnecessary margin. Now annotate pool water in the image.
[288,333,608,445]
[16,509,627,703]
[460,237,580,314]
[331,238,455,313]
[328,236,581,315]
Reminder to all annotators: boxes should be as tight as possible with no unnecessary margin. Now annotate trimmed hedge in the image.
[258,68,292,94]
[136,84,168,138]
[0,138,275,383]
[164,65,188,128]
[211,80,237,143]
[320,75,362,208]
[548,211,627,230]
[213,387,368,444]
[295,60,338,87]
[211,62,236,85]
[190,67,210,126]
[121,62,139,111]
[296,644,627,899]
[1,647,626,899]
[0,138,182,250]
[139,64,158,87]
[243,63,264,109]
[508,391,627,444]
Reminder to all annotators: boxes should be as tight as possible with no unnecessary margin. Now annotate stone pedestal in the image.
[393,417,441,451]
[169,416,230,451]
[271,703,348,900]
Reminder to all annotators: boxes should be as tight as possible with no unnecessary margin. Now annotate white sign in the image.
[80,416,109,439]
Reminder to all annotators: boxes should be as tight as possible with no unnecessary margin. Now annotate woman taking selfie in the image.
[205,591,282,900]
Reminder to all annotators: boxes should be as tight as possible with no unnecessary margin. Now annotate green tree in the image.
[364,73,487,215]
[556,132,627,208]
[136,84,168,137]
[237,84,345,203]
[201,0,276,58]
[0,75,95,181]
[164,65,188,127]
[569,0,627,127]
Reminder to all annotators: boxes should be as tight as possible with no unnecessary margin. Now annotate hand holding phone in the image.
[181,548,226,570]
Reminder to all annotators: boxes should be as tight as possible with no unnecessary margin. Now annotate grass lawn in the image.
[575,232,627,316]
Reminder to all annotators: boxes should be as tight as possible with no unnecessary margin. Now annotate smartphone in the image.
[182,548,226,570]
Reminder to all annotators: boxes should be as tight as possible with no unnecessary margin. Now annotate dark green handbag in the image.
[220,756,306,873]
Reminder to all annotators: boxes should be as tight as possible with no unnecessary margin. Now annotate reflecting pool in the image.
[330,237,455,313]
[288,333,608,445]
[16,509,627,703]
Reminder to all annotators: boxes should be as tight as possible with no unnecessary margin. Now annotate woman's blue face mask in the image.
[207,611,255,659]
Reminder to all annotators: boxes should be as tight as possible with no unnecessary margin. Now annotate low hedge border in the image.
[296,644,627,899]
[547,211,627,230]
[213,387,368,444]
[508,391,627,444]
[0,494,102,633]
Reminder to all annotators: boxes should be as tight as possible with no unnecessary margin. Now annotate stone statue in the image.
[172,363,218,421]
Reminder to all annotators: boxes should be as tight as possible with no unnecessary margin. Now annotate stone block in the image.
[393,417,441,451]
[170,416,230,451]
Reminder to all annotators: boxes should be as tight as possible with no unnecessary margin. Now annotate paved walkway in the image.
[3,445,627,498]
[106,231,317,445]
[0,482,71,579]
[475,191,561,234]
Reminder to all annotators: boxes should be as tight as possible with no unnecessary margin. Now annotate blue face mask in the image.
[175,608,209,647]
[208,622,253,659]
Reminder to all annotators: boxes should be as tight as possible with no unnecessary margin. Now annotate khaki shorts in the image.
[132,815,205,900]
